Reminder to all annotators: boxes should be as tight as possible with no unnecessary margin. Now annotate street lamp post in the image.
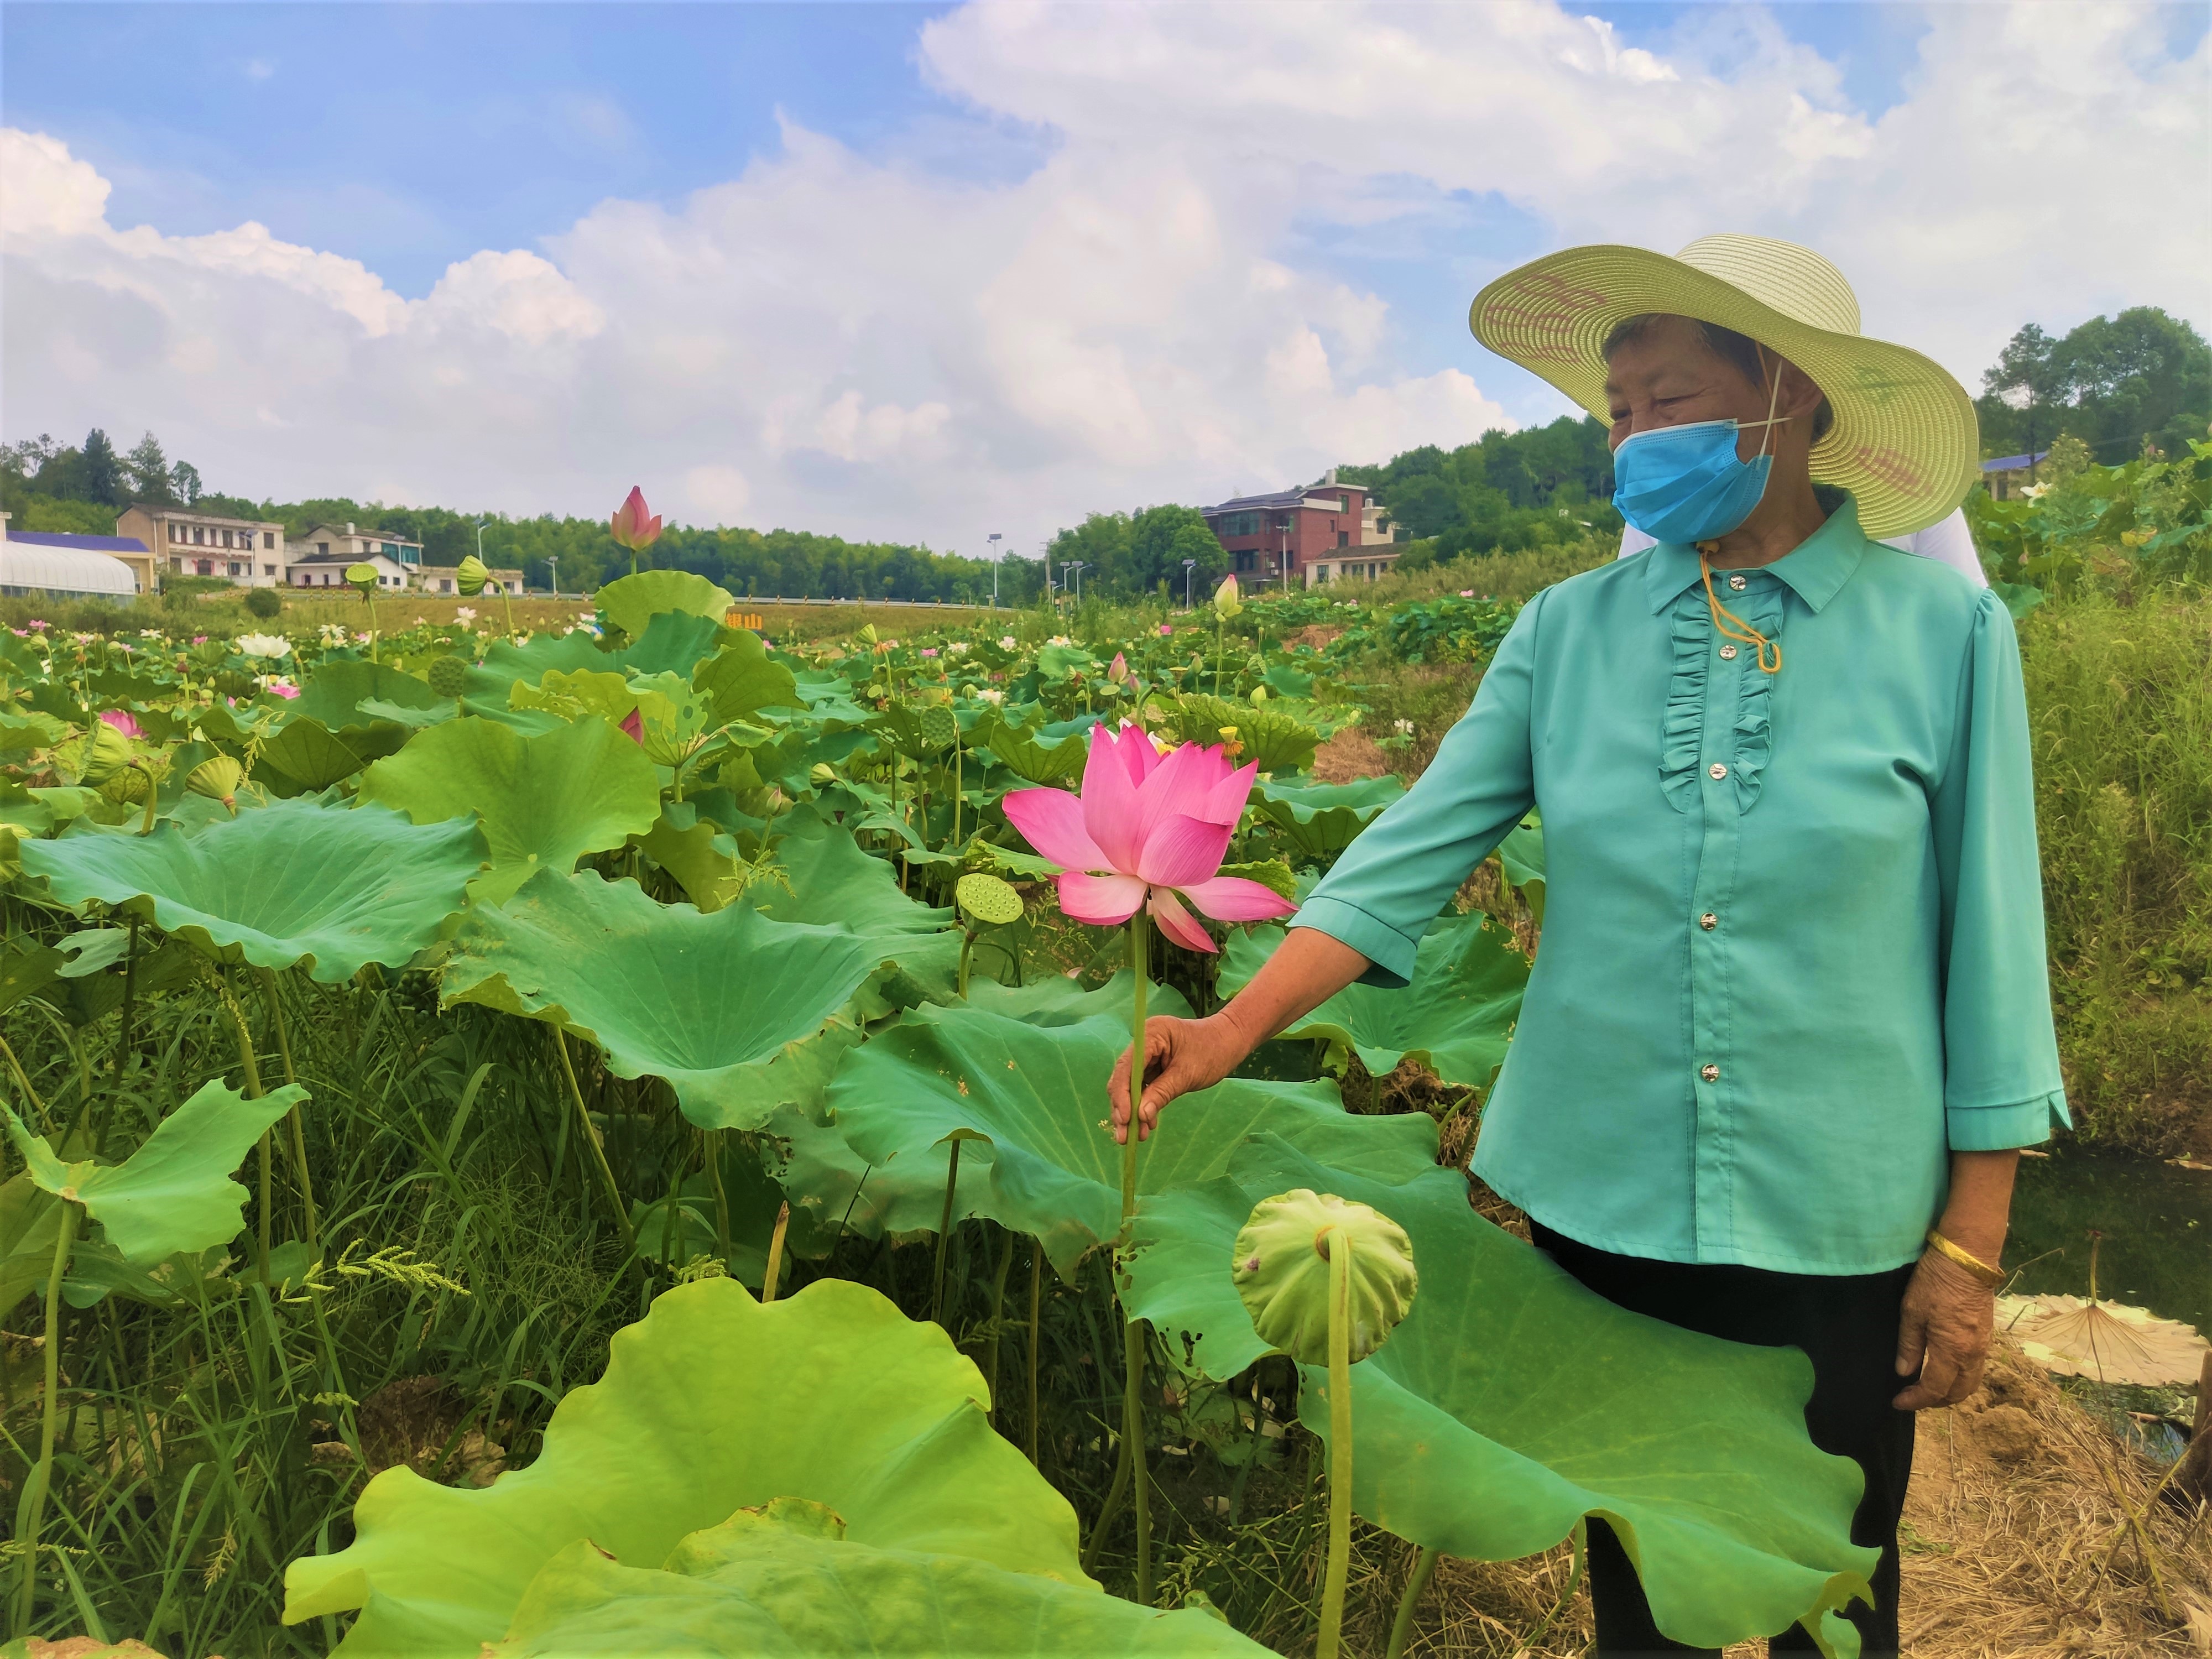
[548,554,559,598]
[988,531,1002,607]
[1182,558,1197,607]
[1066,561,1088,605]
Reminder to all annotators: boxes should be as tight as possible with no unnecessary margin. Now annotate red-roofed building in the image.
[1201,471,1405,589]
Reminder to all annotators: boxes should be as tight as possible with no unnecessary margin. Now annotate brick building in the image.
[1201,471,1405,589]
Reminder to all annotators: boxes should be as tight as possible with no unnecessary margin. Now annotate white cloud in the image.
[2,2,2205,552]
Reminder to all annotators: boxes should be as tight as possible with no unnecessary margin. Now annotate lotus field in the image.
[1,565,1889,1657]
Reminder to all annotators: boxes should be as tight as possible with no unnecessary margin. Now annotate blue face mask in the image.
[1610,364,1790,545]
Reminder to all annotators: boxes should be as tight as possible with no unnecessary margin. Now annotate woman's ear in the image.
[1777,358,1828,423]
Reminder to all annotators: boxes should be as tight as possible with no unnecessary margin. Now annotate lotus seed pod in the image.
[1233,1189,1417,1366]
[956,872,1023,926]
[426,655,472,699]
[186,754,246,810]
[455,554,492,597]
[345,562,380,595]
[919,706,959,750]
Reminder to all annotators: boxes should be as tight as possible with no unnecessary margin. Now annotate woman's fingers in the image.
[1893,1252,1994,1411]
[1109,1018,1222,1144]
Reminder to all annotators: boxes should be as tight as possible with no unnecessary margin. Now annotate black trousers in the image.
[1530,1223,1918,1658]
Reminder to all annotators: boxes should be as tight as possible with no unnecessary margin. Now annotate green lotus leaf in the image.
[0,938,64,1015]
[826,1001,1434,1279]
[257,716,371,792]
[693,629,800,727]
[441,868,875,1131]
[489,1496,1266,1657]
[753,806,958,1017]
[461,614,726,706]
[1122,1136,1877,1656]
[18,799,484,981]
[1233,1188,1417,1365]
[359,715,661,906]
[976,713,1087,786]
[1,1170,66,1320]
[1163,694,1321,775]
[281,1276,1089,1658]
[290,660,444,733]
[1219,912,1527,1089]
[2,1078,307,1262]
[595,570,735,642]
[1249,774,1404,862]
[1498,812,1546,923]
[508,668,640,729]
[635,805,749,913]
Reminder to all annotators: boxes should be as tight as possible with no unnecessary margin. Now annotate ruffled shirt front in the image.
[1294,497,2070,1275]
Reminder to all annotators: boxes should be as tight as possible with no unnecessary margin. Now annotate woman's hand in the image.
[1891,1249,1996,1411]
[1109,1015,1249,1145]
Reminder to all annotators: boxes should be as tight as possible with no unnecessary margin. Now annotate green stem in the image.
[111,915,139,1091]
[213,972,270,1281]
[984,1229,1015,1423]
[1026,1243,1043,1467]
[1516,1521,1587,1655]
[950,728,963,850]
[707,1129,731,1266]
[761,1202,789,1302]
[1119,909,1152,1602]
[0,1032,49,1131]
[554,1028,635,1249]
[1318,1233,1353,1659]
[931,1139,963,1328]
[259,968,317,1254]
[14,1199,80,1636]
[1385,1545,1441,1659]
[958,928,975,999]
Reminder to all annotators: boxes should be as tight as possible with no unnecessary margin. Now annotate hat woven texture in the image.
[1469,234,1979,538]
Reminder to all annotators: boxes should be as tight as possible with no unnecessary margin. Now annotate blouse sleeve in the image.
[1290,587,1543,988]
[1931,588,2071,1150]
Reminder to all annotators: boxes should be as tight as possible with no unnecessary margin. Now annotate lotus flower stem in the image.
[706,1129,732,1265]
[1514,1521,1587,1657]
[984,1229,1015,1418]
[0,1034,47,1132]
[950,726,964,850]
[1119,907,1154,1604]
[932,1139,963,1328]
[553,1029,635,1251]
[1385,1545,1441,1659]
[111,916,139,1093]
[259,967,318,1254]
[212,972,272,1281]
[13,1197,79,1635]
[1317,1228,1353,1659]
[761,1201,790,1302]
[1026,1241,1043,1465]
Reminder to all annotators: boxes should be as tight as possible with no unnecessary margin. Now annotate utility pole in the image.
[1182,557,1197,608]
[988,531,1001,607]
[548,554,558,598]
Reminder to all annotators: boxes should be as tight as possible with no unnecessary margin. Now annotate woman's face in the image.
[1604,316,1809,461]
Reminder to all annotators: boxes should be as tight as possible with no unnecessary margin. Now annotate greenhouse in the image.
[0,533,143,602]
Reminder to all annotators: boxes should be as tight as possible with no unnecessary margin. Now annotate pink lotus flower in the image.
[610,486,663,551]
[98,709,143,739]
[1107,651,1129,685]
[264,679,300,699]
[1003,722,1295,954]
[1157,623,1172,637]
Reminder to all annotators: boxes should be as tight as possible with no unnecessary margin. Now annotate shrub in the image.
[244,585,284,619]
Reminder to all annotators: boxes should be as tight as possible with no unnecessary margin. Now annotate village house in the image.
[115,503,285,589]
[416,561,525,596]
[1201,471,1406,589]
[285,521,424,590]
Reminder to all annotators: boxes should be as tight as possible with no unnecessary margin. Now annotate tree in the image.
[1125,504,1221,598]
[125,432,176,505]
[79,428,124,507]
[1976,309,2209,465]
[1981,324,2060,468]
[170,461,204,504]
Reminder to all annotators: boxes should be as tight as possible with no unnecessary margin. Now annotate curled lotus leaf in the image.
[358,714,661,906]
[1248,775,1404,862]
[595,570,735,641]
[1232,1188,1416,1366]
[281,1276,1089,1658]
[3,1078,307,1262]
[18,797,484,981]
[826,1001,1434,1280]
[1220,912,1527,1091]
[487,1496,1266,1657]
[692,628,801,727]
[441,867,877,1131]
[1121,1136,1878,1656]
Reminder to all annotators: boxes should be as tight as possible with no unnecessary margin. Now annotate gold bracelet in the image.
[1924,1229,2005,1287]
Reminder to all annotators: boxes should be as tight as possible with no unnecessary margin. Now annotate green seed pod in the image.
[345,562,380,595]
[455,554,492,597]
[186,754,246,810]
[1233,1190,1417,1366]
[426,655,472,699]
[808,762,838,788]
[956,872,1022,926]
[919,706,958,751]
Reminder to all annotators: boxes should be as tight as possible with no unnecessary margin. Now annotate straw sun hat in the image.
[1469,233,1979,538]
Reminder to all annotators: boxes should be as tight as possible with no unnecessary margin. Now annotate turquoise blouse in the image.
[1293,498,2070,1275]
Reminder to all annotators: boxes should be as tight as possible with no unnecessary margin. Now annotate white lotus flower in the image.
[455,607,477,623]
[235,633,292,660]
[999,635,1018,650]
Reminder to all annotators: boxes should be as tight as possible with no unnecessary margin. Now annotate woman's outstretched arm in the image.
[1107,928,1371,1144]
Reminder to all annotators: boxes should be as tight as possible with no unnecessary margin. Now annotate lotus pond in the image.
[0,572,2140,1657]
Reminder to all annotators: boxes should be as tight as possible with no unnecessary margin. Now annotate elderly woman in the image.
[1111,234,2067,1657]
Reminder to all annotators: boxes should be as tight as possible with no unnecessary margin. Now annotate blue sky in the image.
[4,3,2205,545]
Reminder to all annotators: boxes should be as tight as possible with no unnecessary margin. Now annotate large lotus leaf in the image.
[289,660,444,732]
[2,1078,307,1262]
[1219,912,1527,1089]
[456,614,725,708]
[18,799,484,981]
[596,570,736,641]
[359,715,661,906]
[976,713,1087,785]
[693,629,800,726]
[1122,1135,1876,1656]
[753,806,958,1016]
[257,716,372,792]
[508,667,640,729]
[1164,693,1321,775]
[769,975,1195,1250]
[441,868,875,1131]
[491,1498,1266,1657]
[826,1002,1435,1279]
[1498,811,1546,923]
[281,1276,1089,1658]
[635,805,749,913]
[1250,774,1404,860]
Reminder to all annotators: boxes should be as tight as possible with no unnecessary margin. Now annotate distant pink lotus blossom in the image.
[98,709,143,739]
[28,620,49,631]
[1107,651,1129,685]
[265,679,300,700]
[920,648,938,659]
[1002,723,1294,954]
[1157,623,1172,637]
[610,486,663,551]
[191,635,207,644]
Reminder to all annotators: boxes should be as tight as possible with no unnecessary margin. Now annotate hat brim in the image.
[1470,245,1979,539]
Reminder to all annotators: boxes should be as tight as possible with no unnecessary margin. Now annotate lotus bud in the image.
[955,872,1023,926]
[1108,651,1129,685]
[426,655,472,699]
[1213,573,1242,619]
[1233,1190,1417,1366]
[345,563,380,596]
[1251,685,1269,705]
[75,719,134,785]
[609,486,663,551]
[809,763,838,787]
[187,754,247,811]
[455,554,492,597]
